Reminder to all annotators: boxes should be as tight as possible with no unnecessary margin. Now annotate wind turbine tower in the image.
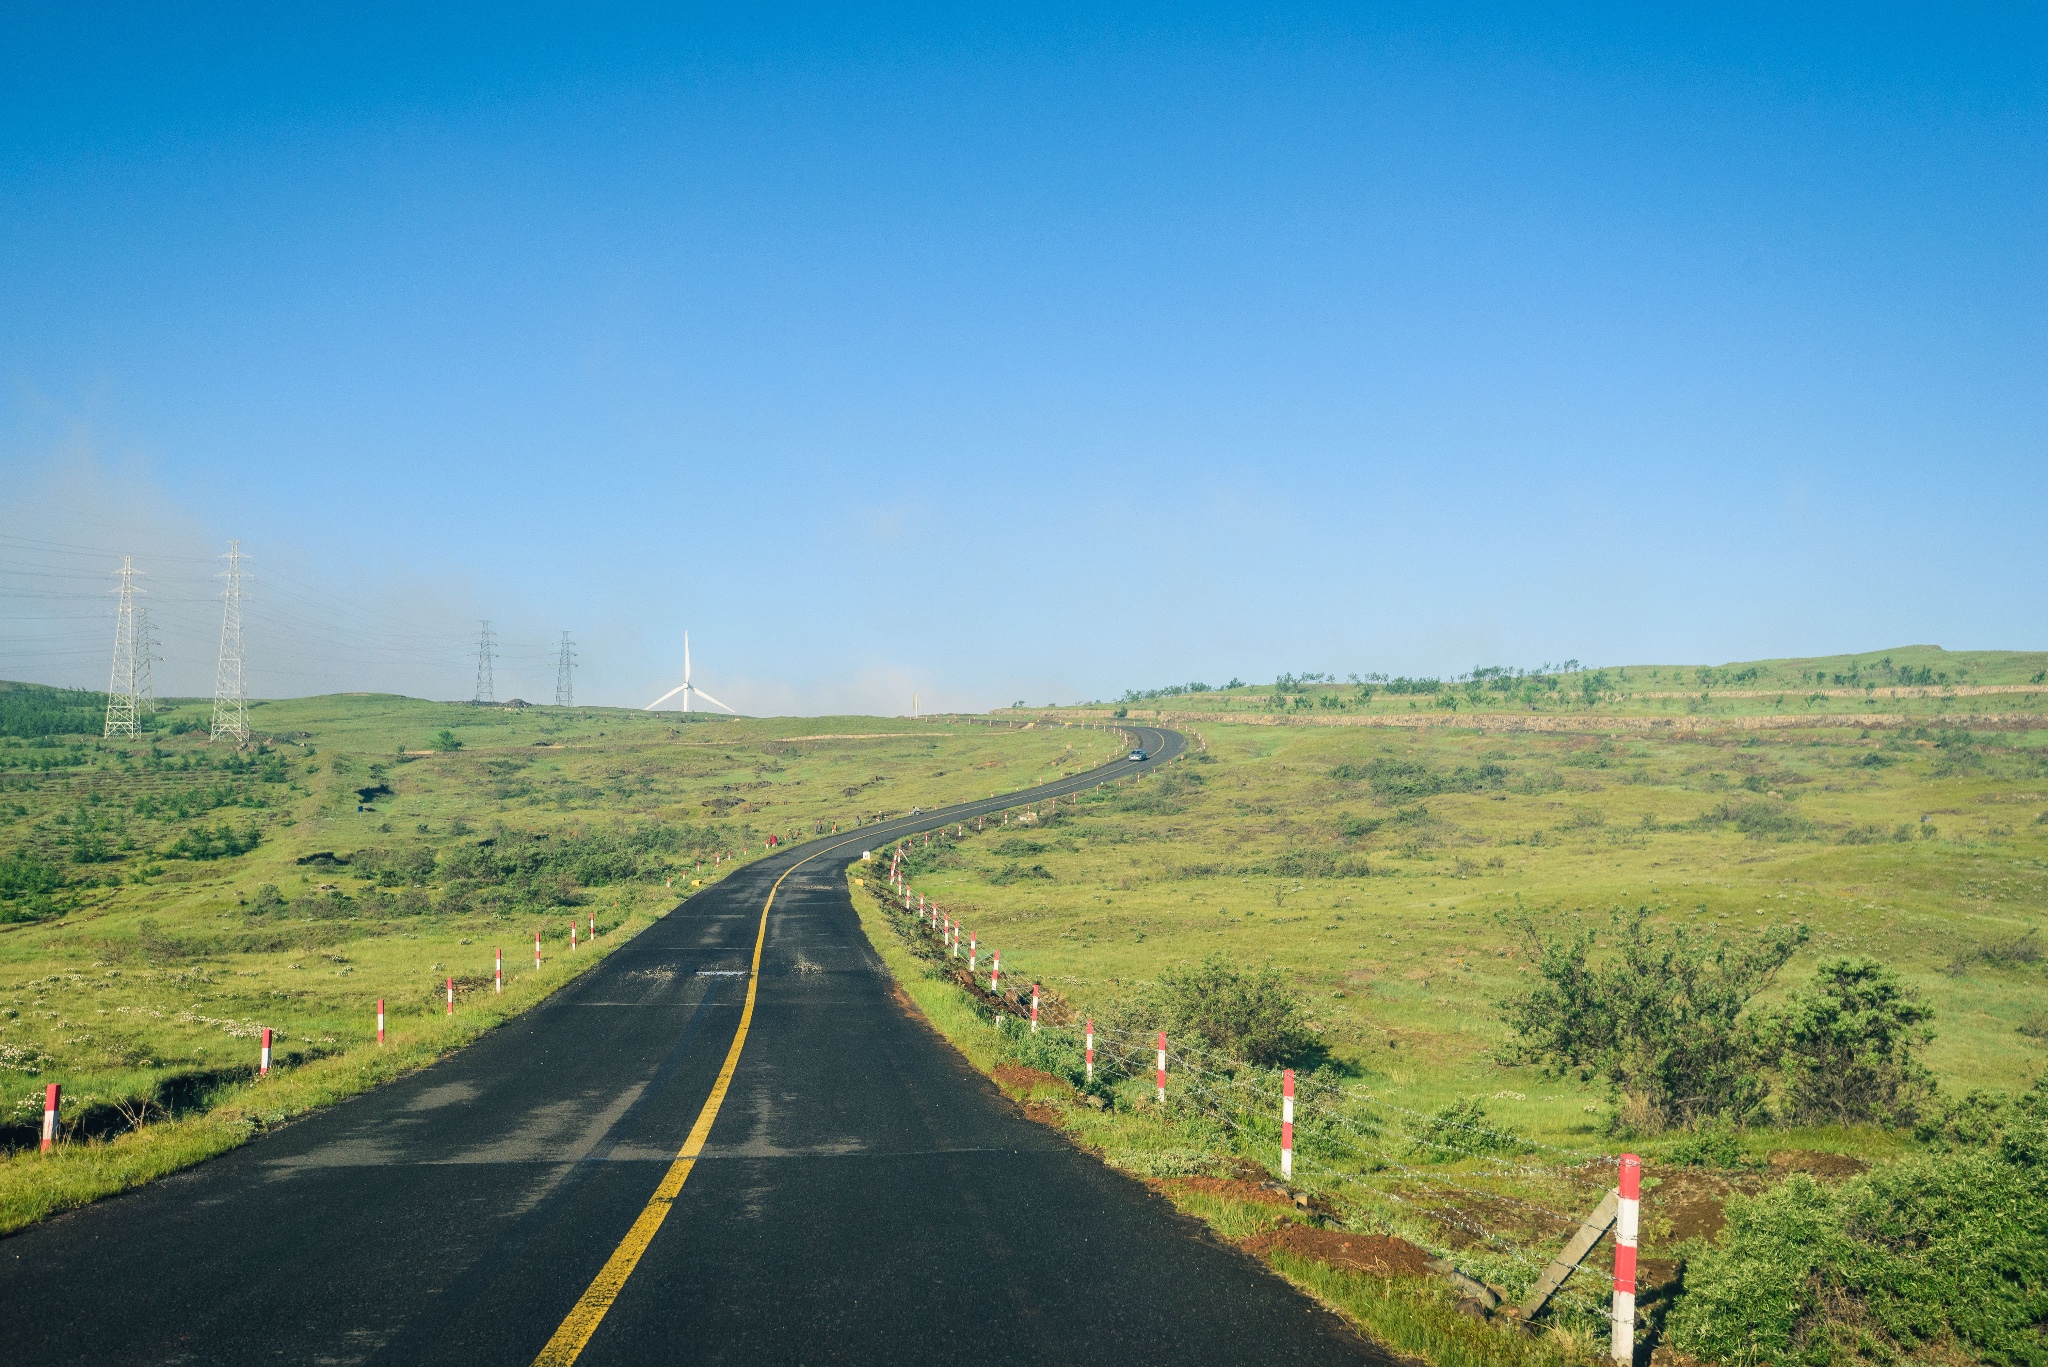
[644,633,736,714]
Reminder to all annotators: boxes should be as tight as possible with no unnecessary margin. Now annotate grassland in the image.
[0,686,1096,1229]
[857,648,2048,1363]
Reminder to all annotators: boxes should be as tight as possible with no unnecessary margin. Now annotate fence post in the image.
[1612,1154,1641,1363]
[535,929,542,969]
[446,977,455,1016]
[260,1027,273,1076]
[969,934,977,972]
[1156,1032,1167,1103]
[1031,984,1040,1033]
[377,998,386,1044]
[1281,1070,1295,1179]
[40,1083,59,1152]
[495,948,503,994]
[1085,1020,1095,1082]
[990,950,1001,994]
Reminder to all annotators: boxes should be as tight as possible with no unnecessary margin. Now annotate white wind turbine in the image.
[644,633,737,713]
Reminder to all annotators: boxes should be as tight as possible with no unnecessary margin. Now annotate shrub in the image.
[0,851,63,899]
[1668,1082,2048,1365]
[1769,959,1935,1126]
[1498,909,1807,1132]
[430,730,462,752]
[1117,955,1317,1066]
[1405,1097,1530,1162]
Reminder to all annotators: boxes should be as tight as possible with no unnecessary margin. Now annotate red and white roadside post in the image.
[1030,984,1040,1034]
[376,998,386,1044]
[40,1083,59,1152]
[495,949,503,994]
[570,921,578,951]
[589,913,596,941]
[259,1027,273,1077]
[1280,1070,1296,1180]
[445,977,455,1017]
[1156,1032,1167,1104]
[1085,1021,1095,1083]
[969,934,977,973]
[535,930,542,969]
[990,950,1001,995]
[1613,1153,1641,1363]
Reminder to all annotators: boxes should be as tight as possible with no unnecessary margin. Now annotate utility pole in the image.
[211,541,249,743]
[104,556,140,738]
[474,620,496,704]
[555,631,575,707]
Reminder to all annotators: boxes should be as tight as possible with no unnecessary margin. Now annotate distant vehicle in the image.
[1128,749,1147,762]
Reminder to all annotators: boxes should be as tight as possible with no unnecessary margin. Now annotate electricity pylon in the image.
[555,631,575,707]
[211,541,249,743]
[135,604,158,715]
[474,621,496,704]
[104,556,140,737]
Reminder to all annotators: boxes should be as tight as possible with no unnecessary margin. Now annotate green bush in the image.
[1113,954,1318,1066]
[1498,908,1807,1132]
[1770,958,1936,1126]
[1669,1084,2048,1365]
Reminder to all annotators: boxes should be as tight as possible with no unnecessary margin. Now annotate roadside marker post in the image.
[570,922,578,951]
[969,934,977,972]
[1156,1032,1167,1104]
[589,913,595,941]
[1031,984,1040,1033]
[495,949,503,994]
[446,977,455,1017]
[1280,1070,1295,1179]
[260,1027,273,1077]
[990,950,1000,995]
[40,1083,59,1152]
[1613,1154,1641,1363]
[377,998,386,1044]
[535,930,542,970]
[1085,1021,1095,1083]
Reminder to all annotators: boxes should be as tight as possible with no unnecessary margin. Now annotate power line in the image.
[211,541,249,743]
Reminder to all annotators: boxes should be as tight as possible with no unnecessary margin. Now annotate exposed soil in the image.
[1156,1176,1295,1209]
[1770,1149,1869,1179]
[1242,1226,1436,1279]
[993,1063,1070,1097]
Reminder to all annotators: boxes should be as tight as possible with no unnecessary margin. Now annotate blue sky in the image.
[3,6,2042,713]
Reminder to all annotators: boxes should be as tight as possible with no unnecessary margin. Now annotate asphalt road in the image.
[1,722,1382,1365]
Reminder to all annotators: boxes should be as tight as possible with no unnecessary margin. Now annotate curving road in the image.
[0,722,1383,1365]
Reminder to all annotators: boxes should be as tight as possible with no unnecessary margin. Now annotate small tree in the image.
[1499,909,1808,1132]
[1770,958,1935,1126]
[431,729,462,752]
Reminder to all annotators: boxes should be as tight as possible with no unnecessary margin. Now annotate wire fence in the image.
[876,812,1627,1333]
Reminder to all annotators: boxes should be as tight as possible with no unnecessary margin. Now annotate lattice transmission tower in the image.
[474,620,497,704]
[211,541,249,743]
[135,605,158,715]
[104,556,141,737]
[555,631,575,707]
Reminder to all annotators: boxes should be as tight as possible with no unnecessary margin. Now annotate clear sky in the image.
[3,6,2042,713]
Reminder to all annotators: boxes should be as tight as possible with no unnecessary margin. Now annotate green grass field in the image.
[0,685,1096,1229]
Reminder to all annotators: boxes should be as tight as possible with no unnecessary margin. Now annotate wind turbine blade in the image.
[644,682,689,710]
[689,686,739,714]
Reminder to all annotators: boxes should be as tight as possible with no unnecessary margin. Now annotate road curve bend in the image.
[1,721,1387,1366]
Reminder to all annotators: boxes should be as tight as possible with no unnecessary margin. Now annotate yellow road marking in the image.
[530,739,1172,1365]
[531,849,810,1366]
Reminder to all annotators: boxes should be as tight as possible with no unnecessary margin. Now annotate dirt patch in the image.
[1769,1150,1869,1179]
[888,983,928,1023]
[1021,1101,1065,1126]
[1243,1226,1436,1279]
[992,1063,1069,1097]
[1648,1168,1739,1245]
[1156,1176,1295,1208]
